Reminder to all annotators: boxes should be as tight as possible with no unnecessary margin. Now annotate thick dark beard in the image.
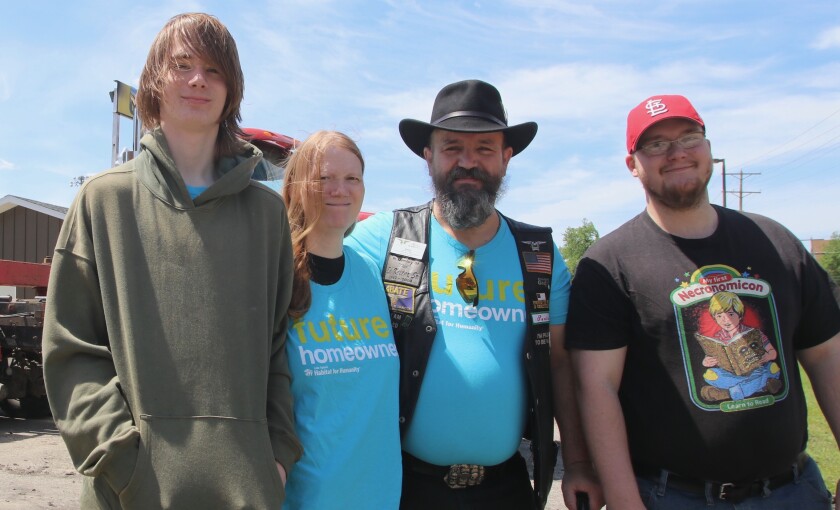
[434,166,505,230]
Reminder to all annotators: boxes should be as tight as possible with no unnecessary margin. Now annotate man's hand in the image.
[550,324,605,508]
[561,461,604,509]
[276,462,287,486]
[572,347,646,508]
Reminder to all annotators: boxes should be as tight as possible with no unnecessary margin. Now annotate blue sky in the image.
[1,1,839,243]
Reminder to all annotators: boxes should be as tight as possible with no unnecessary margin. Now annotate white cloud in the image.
[704,94,840,172]
[748,178,840,240]
[500,153,644,237]
[499,60,768,125]
[812,25,840,49]
[353,126,397,144]
[0,159,14,170]
[3,0,839,241]
[363,54,840,237]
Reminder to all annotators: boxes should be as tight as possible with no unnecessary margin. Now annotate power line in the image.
[737,106,840,169]
[758,135,840,186]
[730,105,840,195]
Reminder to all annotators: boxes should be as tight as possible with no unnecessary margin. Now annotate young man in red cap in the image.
[567,94,840,509]
[346,79,602,510]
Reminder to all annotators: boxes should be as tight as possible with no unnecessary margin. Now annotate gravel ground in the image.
[0,411,80,510]
[0,407,576,509]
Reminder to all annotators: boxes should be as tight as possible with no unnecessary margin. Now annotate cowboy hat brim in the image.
[399,117,538,158]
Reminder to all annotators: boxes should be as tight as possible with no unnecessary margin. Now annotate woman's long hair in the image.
[281,131,364,319]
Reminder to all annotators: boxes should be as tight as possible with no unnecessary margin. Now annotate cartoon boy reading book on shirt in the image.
[695,291,781,401]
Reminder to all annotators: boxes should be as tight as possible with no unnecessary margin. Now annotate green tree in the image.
[818,231,840,284]
[560,219,599,277]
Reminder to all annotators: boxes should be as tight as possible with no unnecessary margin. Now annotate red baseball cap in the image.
[626,95,704,153]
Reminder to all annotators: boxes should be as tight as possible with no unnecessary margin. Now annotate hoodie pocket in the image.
[119,415,284,510]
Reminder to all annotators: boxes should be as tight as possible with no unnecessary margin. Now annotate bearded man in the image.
[346,79,601,510]
[567,94,840,510]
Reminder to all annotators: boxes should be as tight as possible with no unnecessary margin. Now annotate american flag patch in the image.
[522,252,551,274]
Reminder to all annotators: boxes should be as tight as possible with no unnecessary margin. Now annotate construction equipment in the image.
[244,127,297,181]
[0,259,51,417]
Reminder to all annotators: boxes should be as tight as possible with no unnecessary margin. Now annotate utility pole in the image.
[731,169,760,211]
[713,158,726,207]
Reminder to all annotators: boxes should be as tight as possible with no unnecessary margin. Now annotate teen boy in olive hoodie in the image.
[42,13,302,509]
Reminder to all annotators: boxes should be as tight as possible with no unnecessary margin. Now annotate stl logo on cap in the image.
[645,99,669,117]
[626,94,704,153]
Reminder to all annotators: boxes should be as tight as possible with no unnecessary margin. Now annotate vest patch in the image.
[522,251,552,274]
[532,299,549,310]
[531,312,550,325]
[386,283,416,313]
[384,255,424,286]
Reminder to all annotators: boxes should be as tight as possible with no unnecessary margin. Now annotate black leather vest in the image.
[382,202,557,509]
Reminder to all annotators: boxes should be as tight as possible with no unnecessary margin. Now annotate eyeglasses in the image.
[456,250,479,306]
[637,132,706,156]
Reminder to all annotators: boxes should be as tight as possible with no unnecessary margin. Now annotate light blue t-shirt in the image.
[346,210,571,466]
[185,185,208,199]
[282,247,401,510]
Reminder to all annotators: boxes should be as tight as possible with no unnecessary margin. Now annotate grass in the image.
[801,365,838,497]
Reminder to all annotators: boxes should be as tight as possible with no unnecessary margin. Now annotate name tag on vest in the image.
[391,237,426,259]
[384,255,424,287]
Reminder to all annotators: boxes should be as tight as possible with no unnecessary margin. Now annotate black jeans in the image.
[399,452,536,510]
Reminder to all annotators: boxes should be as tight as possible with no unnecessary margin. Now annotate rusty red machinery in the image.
[243,127,298,181]
[0,260,50,296]
[0,259,51,417]
[242,128,298,159]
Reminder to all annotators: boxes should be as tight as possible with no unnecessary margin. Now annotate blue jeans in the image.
[636,456,832,509]
[705,363,780,400]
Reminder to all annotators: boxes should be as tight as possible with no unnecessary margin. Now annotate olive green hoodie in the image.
[43,129,302,509]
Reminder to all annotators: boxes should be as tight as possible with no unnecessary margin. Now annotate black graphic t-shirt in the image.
[566,206,840,482]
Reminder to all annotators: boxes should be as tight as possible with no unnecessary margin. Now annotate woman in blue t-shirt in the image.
[280,131,401,509]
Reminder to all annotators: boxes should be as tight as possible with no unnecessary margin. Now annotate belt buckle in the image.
[718,482,735,500]
[444,464,485,489]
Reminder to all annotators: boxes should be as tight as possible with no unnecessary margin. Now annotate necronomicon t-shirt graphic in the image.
[672,264,787,412]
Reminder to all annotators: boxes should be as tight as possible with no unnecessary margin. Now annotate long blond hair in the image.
[282,131,364,319]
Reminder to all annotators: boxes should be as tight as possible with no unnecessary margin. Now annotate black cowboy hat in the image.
[399,79,538,158]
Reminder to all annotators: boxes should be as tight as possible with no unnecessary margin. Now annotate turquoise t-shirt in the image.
[346,210,571,466]
[282,247,402,510]
[185,185,208,199]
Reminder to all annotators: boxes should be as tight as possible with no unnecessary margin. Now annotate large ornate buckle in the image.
[444,464,485,489]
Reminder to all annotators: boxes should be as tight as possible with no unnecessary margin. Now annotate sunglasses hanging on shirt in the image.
[456,250,479,306]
